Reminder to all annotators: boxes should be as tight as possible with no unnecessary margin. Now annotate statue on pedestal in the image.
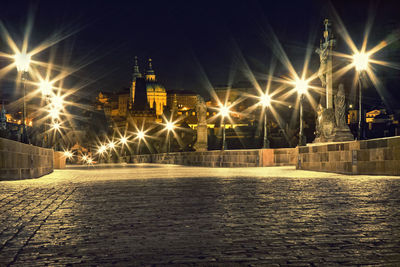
[314,19,336,143]
[335,84,346,128]
[316,39,328,87]
[331,84,354,141]
[194,95,208,151]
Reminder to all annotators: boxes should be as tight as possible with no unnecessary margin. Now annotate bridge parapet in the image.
[0,137,53,180]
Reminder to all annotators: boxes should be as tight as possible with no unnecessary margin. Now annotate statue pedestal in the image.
[331,127,354,142]
[194,123,207,152]
[314,108,335,143]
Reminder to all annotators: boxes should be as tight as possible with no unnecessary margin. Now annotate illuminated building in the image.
[130,57,167,118]
[128,77,156,126]
[167,90,197,111]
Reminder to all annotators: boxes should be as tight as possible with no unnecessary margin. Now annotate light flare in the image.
[294,79,309,95]
[39,80,53,97]
[353,52,369,72]
[63,150,73,159]
[259,93,271,107]
[14,52,31,72]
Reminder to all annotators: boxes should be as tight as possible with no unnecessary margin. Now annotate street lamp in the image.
[295,78,308,146]
[63,150,73,159]
[119,136,129,162]
[14,52,31,143]
[259,93,271,148]
[97,144,107,163]
[50,95,63,110]
[51,121,61,131]
[353,52,368,140]
[120,136,128,145]
[165,121,175,153]
[218,105,230,151]
[136,130,145,155]
[81,154,88,164]
[39,80,53,147]
[39,80,53,97]
[63,150,74,164]
[108,141,115,149]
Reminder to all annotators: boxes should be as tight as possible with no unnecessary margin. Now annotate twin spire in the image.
[133,56,156,82]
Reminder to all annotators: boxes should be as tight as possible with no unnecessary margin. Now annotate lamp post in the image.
[165,122,174,153]
[14,52,31,143]
[50,120,62,150]
[295,79,308,146]
[39,81,53,148]
[260,93,271,148]
[49,94,64,150]
[218,105,230,151]
[119,136,128,162]
[137,130,145,155]
[98,144,107,163]
[108,141,116,163]
[353,52,368,140]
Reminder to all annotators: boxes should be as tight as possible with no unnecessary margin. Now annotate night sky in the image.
[0,0,399,108]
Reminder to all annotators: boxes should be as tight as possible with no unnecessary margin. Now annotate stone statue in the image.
[331,84,354,141]
[315,103,323,139]
[313,99,335,143]
[194,95,208,151]
[316,40,328,87]
[334,84,346,128]
[195,95,207,124]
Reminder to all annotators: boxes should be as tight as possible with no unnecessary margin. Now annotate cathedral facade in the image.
[131,57,167,118]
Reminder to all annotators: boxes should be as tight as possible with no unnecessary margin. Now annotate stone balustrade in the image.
[297,136,400,175]
[0,137,53,180]
[130,148,296,168]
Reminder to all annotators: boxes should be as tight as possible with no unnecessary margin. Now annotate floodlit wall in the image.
[0,137,53,180]
[297,136,400,175]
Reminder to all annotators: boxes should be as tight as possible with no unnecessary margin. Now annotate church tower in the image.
[145,58,156,82]
[144,58,167,118]
[130,56,142,109]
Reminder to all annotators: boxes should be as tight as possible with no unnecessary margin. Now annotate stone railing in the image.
[130,148,297,168]
[0,137,53,180]
[297,136,400,175]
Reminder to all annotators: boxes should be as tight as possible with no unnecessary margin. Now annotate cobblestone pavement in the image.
[1,164,400,266]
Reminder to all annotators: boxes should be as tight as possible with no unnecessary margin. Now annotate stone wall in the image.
[54,151,66,169]
[130,148,296,168]
[0,137,53,180]
[297,136,400,175]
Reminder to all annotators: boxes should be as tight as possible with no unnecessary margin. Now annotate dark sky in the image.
[0,0,399,108]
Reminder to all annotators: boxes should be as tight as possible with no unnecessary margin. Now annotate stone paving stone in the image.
[0,165,400,265]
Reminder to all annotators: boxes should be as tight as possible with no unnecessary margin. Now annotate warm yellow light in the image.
[14,52,31,72]
[166,121,174,131]
[108,141,115,149]
[39,81,53,97]
[63,150,73,159]
[137,130,145,140]
[295,79,308,95]
[219,105,230,118]
[52,121,61,130]
[87,157,93,164]
[49,107,60,119]
[81,155,88,162]
[98,144,107,154]
[120,136,128,145]
[50,95,63,109]
[353,52,369,71]
[260,93,271,107]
